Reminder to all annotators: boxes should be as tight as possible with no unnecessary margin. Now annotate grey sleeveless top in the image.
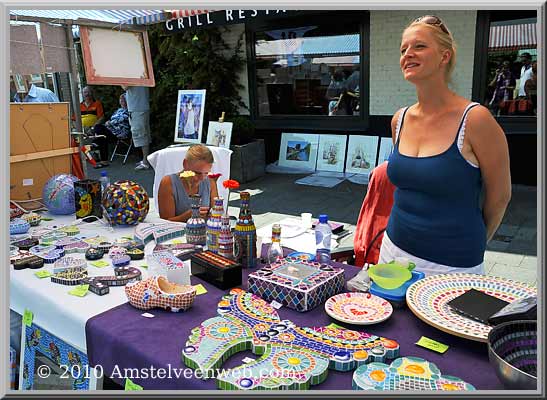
[169,173,211,216]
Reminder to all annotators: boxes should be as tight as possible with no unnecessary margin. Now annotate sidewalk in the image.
[89,155,538,287]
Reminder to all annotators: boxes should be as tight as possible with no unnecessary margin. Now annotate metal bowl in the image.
[487,320,537,389]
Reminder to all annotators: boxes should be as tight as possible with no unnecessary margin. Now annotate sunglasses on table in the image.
[414,15,449,35]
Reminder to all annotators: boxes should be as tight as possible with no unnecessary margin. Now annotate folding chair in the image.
[110,137,133,165]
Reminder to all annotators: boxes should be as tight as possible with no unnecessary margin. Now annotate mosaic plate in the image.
[325,292,393,325]
[406,273,537,342]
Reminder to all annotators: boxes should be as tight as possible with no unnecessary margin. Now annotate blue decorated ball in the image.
[102,180,149,226]
[42,174,79,215]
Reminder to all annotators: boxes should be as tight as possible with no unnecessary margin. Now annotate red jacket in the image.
[353,162,395,267]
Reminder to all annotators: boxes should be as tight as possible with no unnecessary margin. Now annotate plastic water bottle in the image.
[99,171,110,193]
[315,214,332,264]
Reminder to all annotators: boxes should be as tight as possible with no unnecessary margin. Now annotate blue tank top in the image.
[386,103,486,267]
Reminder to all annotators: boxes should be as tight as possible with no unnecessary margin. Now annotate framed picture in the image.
[174,90,206,143]
[206,121,233,148]
[13,74,27,93]
[377,137,395,166]
[29,73,43,83]
[79,26,155,87]
[278,133,319,171]
[316,134,347,173]
[345,135,379,176]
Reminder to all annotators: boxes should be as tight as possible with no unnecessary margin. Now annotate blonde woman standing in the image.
[158,144,219,222]
[378,15,511,276]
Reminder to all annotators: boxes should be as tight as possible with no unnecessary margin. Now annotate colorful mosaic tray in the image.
[182,289,400,390]
[406,273,537,342]
[134,222,186,244]
[352,357,475,391]
[325,293,393,325]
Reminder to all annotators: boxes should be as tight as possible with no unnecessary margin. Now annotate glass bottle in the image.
[206,197,224,253]
[186,194,206,245]
[267,224,283,264]
[218,215,234,259]
[233,191,257,268]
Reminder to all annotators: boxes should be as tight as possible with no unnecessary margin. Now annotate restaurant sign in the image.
[164,10,301,33]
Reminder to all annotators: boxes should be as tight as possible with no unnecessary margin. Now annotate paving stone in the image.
[484,250,524,267]
[488,263,537,285]
[518,255,539,270]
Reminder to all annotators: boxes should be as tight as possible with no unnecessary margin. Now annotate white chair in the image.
[110,137,133,164]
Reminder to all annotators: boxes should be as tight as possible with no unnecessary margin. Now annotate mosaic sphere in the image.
[102,180,149,226]
[42,174,79,215]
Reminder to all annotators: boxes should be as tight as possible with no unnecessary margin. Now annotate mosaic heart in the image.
[40,231,68,246]
[53,257,87,274]
[29,245,65,263]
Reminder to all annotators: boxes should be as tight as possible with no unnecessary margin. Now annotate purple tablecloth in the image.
[86,254,504,390]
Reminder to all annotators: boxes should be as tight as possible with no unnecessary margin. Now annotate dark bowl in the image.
[487,320,537,390]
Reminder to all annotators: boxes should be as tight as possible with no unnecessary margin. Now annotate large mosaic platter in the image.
[406,273,537,342]
[325,293,393,325]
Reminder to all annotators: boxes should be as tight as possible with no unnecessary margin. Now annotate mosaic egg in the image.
[42,174,79,215]
[102,180,149,226]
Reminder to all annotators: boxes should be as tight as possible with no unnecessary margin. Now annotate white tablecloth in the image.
[147,145,232,212]
[10,208,166,351]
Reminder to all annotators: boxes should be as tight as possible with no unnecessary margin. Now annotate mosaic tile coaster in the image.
[406,273,537,342]
[352,357,475,391]
[325,292,393,325]
[182,289,399,390]
[29,245,65,263]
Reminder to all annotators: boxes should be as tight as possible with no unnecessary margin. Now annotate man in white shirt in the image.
[517,52,533,98]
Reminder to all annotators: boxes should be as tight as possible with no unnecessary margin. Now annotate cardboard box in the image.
[248,258,345,312]
[10,102,78,200]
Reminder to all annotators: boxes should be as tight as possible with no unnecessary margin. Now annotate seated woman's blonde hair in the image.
[185,144,214,164]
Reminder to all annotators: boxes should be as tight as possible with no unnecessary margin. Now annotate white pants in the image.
[378,232,485,276]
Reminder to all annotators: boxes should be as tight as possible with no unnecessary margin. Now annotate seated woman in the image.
[92,93,131,163]
[158,144,219,222]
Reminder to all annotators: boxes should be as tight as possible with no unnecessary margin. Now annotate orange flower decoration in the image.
[222,179,240,190]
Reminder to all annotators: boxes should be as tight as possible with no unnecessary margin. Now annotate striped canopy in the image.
[488,22,537,51]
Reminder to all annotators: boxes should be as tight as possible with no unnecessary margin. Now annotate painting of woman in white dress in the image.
[174,90,206,143]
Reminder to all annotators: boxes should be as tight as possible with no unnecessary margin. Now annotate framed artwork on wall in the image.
[13,74,28,93]
[278,133,320,171]
[206,121,233,149]
[174,90,206,143]
[377,137,394,166]
[345,135,379,176]
[79,26,155,87]
[316,134,347,173]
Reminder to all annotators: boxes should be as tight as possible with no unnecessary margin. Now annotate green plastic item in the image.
[368,263,413,289]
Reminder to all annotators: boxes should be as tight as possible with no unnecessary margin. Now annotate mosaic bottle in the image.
[267,223,283,264]
[206,197,224,253]
[233,191,257,268]
[218,215,234,259]
[186,194,206,245]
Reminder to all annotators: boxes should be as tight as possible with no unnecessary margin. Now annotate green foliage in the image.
[147,25,247,149]
[225,115,254,145]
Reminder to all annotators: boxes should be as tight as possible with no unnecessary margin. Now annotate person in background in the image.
[11,76,59,102]
[80,86,105,130]
[488,60,515,116]
[122,85,151,170]
[524,61,537,115]
[157,144,219,222]
[517,52,533,98]
[91,93,131,163]
[378,15,511,276]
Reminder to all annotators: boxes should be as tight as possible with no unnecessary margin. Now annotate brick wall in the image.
[370,10,477,116]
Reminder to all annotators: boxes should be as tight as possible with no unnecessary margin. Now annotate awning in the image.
[9,9,171,25]
[256,34,359,57]
[489,22,537,51]
[169,10,212,19]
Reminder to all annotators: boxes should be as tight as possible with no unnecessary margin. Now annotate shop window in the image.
[484,16,537,117]
[252,22,361,117]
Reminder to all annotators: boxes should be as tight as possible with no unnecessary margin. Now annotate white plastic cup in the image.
[301,213,313,229]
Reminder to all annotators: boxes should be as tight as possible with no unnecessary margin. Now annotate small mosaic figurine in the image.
[206,197,224,254]
[233,192,257,268]
[186,194,206,245]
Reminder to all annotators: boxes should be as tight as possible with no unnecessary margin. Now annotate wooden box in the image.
[10,103,78,200]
